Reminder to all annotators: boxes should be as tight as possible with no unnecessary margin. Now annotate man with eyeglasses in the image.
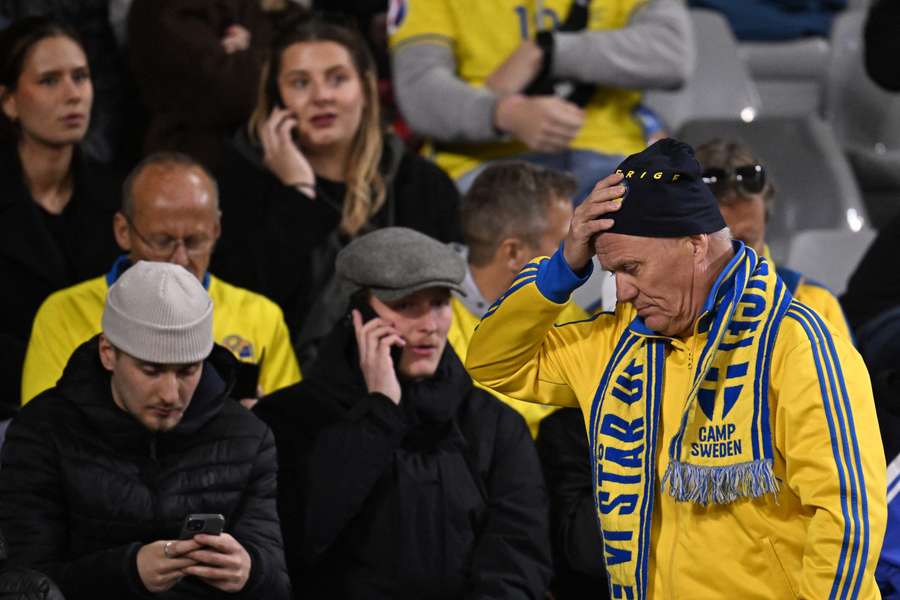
[20,152,300,405]
[694,138,851,340]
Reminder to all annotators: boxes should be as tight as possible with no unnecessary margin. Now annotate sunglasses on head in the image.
[701,164,766,197]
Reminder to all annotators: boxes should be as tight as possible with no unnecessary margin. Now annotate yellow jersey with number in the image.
[389,0,647,179]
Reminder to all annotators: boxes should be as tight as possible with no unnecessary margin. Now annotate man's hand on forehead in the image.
[562,172,625,272]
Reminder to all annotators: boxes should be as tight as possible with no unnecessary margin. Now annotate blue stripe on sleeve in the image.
[535,247,592,304]
[797,303,870,599]
[788,304,866,599]
[480,276,537,321]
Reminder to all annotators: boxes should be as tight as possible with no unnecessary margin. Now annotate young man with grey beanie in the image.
[254,227,552,598]
[0,262,291,599]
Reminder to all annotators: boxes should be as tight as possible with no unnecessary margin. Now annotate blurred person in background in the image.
[0,16,120,420]
[127,0,304,171]
[21,152,300,406]
[0,0,142,167]
[449,161,584,437]
[309,0,421,145]
[388,0,694,201]
[254,227,551,599]
[213,17,461,370]
[695,138,852,340]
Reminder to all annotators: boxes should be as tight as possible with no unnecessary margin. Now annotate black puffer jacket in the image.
[253,316,552,599]
[0,528,65,600]
[0,337,291,600]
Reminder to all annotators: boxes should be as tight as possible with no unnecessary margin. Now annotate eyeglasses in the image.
[125,215,215,259]
[701,164,766,197]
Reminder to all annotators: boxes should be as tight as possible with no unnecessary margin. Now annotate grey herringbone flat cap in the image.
[102,261,213,363]
[336,227,466,301]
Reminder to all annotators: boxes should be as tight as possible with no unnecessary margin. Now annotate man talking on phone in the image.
[254,227,552,598]
[0,261,291,599]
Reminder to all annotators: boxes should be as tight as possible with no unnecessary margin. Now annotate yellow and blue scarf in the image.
[588,243,792,599]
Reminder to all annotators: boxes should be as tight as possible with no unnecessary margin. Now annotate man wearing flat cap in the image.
[467,139,887,598]
[253,227,553,599]
[0,262,291,599]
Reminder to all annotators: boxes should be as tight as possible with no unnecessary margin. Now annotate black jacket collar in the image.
[304,314,472,425]
[56,336,237,455]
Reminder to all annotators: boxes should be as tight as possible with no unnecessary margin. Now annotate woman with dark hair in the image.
[0,16,120,416]
[212,17,462,369]
[0,0,143,167]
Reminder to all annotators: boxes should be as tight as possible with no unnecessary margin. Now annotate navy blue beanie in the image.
[609,138,726,237]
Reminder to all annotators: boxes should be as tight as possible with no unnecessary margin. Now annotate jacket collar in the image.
[106,255,211,289]
[57,336,236,455]
[305,313,472,424]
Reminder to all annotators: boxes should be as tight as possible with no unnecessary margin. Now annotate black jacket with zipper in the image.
[0,337,291,599]
[253,316,552,599]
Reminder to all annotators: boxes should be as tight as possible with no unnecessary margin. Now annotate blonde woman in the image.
[213,18,462,368]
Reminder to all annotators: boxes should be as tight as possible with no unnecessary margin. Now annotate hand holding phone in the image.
[350,302,405,405]
[179,513,225,540]
[258,106,315,193]
[175,515,252,593]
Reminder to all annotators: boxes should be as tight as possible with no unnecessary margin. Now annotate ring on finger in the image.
[164,541,174,559]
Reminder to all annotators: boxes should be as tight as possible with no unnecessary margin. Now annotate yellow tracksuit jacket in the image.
[22,267,301,404]
[764,246,852,342]
[466,249,886,599]
[448,295,588,437]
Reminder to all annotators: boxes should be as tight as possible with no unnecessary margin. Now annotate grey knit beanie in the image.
[102,261,214,363]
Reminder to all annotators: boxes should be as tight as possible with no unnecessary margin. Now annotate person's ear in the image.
[688,234,708,265]
[1,86,18,122]
[113,212,132,251]
[498,237,528,272]
[98,334,117,372]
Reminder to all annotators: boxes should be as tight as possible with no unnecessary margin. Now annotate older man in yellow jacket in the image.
[467,139,886,599]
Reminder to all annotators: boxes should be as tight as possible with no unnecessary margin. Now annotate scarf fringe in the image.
[662,459,780,505]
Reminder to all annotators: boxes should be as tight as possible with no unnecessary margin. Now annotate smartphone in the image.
[232,353,262,400]
[347,294,404,366]
[179,513,226,540]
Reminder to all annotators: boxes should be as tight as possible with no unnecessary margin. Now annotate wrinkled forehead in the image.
[594,233,667,271]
